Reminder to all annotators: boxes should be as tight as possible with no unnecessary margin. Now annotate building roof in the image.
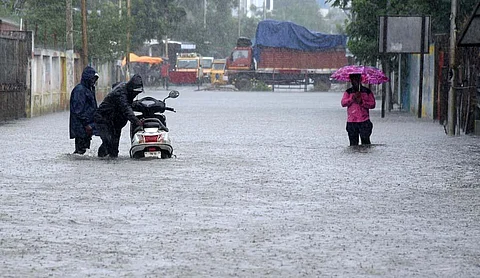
[0,17,20,31]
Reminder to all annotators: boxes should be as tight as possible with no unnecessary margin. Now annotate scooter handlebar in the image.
[165,106,176,113]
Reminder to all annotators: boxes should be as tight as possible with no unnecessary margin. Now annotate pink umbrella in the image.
[330,65,389,84]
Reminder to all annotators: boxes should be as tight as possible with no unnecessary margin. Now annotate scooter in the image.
[129,90,179,159]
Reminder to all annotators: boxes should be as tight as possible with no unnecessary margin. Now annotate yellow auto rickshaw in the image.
[210,59,227,85]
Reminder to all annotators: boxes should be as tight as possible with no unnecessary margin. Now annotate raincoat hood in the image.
[81,66,98,88]
[126,74,143,99]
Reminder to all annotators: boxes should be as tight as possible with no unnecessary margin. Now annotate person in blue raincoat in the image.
[69,66,99,154]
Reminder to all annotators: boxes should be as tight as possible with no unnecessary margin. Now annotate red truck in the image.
[226,20,348,91]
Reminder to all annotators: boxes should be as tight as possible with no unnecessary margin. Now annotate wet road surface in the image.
[1,86,480,277]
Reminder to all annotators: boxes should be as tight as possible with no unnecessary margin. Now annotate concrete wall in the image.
[30,48,114,117]
[404,44,436,119]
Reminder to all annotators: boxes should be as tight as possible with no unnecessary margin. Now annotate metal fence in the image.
[456,46,480,134]
[432,34,479,134]
[0,30,32,122]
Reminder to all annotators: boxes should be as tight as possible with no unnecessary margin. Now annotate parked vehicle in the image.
[210,58,227,85]
[169,53,201,85]
[129,90,179,159]
[200,56,214,83]
[225,20,348,90]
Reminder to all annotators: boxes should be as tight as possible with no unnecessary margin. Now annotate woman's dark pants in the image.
[346,120,373,146]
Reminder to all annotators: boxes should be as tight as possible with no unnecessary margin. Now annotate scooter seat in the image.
[144,121,160,128]
[135,122,169,132]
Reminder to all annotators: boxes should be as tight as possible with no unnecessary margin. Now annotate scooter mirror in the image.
[169,90,180,99]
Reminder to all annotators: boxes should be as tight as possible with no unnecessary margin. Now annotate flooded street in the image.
[1,86,480,277]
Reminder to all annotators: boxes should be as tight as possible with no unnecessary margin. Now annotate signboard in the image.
[379,16,430,54]
[181,42,196,50]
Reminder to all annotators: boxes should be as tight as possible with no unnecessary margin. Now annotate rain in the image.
[1,0,480,277]
[2,86,480,276]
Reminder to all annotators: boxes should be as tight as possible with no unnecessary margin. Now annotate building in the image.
[239,0,273,17]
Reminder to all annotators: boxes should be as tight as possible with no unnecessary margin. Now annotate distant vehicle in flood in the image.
[169,53,201,85]
[210,59,227,85]
[225,20,348,91]
[200,57,214,83]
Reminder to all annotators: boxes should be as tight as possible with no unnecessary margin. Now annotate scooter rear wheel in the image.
[161,151,171,159]
[132,152,145,159]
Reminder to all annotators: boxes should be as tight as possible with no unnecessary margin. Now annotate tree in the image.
[168,0,239,58]
[19,0,67,48]
[130,0,186,48]
[87,1,127,62]
[271,0,328,32]
[0,0,27,16]
[327,0,480,64]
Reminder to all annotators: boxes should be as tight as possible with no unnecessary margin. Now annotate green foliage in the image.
[22,0,67,48]
[170,0,239,58]
[327,0,480,64]
[344,0,386,64]
[87,1,127,62]
[131,0,186,48]
[4,0,348,63]
[252,80,272,91]
[0,1,16,19]
[271,0,328,32]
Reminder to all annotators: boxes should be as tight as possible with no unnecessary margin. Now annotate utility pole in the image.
[126,0,131,79]
[203,0,207,29]
[238,1,242,37]
[165,37,169,57]
[66,0,74,96]
[81,0,88,67]
[447,0,457,135]
[263,0,266,20]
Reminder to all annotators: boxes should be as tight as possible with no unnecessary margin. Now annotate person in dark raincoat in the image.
[69,66,99,154]
[94,74,144,158]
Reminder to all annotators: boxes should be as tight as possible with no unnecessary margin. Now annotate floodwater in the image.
[1,86,480,277]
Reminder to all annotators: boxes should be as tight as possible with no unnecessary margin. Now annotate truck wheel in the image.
[235,78,252,91]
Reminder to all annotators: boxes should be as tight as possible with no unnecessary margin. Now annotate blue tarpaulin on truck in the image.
[254,20,347,51]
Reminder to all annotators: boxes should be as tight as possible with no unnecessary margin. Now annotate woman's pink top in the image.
[341,86,376,122]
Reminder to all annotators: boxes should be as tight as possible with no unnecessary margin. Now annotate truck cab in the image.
[169,53,201,84]
[226,37,254,71]
[225,38,256,90]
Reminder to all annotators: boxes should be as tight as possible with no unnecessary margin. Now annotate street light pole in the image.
[447,0,457,135]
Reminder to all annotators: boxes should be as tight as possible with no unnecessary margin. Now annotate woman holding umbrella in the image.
[340,73,376,146]
[332,65,388,146]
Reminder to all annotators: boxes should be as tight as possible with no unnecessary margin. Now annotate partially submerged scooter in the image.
[129,90,179,159]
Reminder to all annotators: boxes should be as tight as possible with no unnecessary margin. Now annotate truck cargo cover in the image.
[254,20,347,51]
